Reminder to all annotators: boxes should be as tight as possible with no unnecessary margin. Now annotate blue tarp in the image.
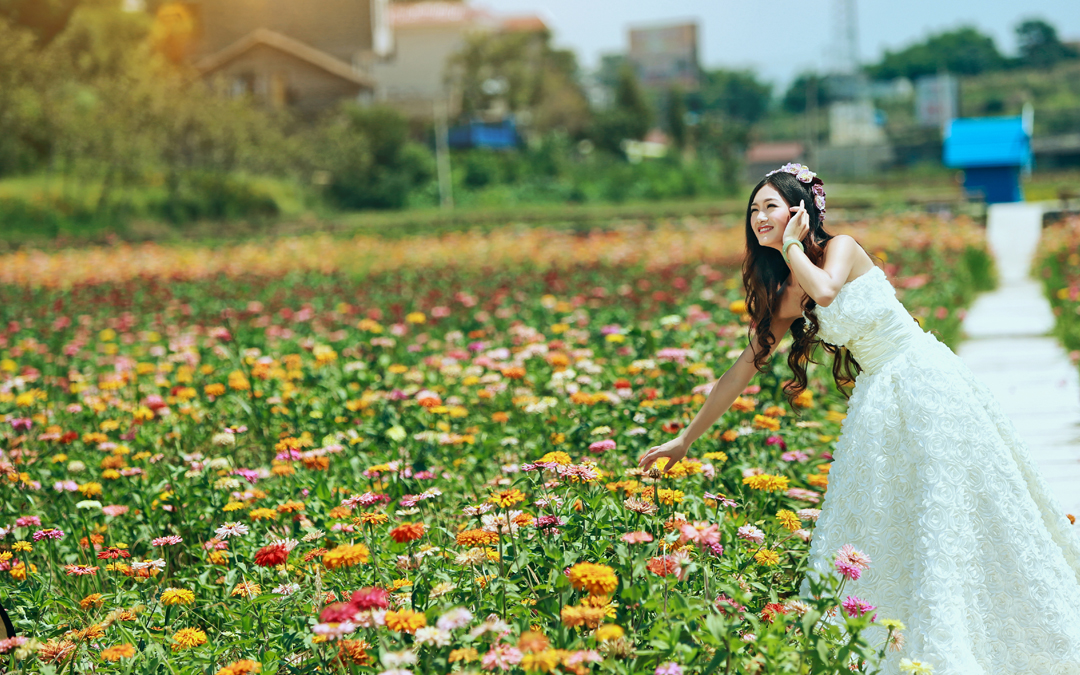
[943,116,1031,169]
[447,117,519,149]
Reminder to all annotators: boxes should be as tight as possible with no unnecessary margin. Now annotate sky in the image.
[484,0,1080,89]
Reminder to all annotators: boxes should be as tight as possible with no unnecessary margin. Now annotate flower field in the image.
[1037,214,1080,372]
[0,214,991,674]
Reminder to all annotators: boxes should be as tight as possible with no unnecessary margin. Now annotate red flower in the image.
[761,602,789,624]
[389,522,425,544]
[320,601,359,623]
[350,587,390,610]
[254,542,290,567]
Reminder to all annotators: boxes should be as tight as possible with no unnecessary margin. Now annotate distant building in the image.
[627,22,700,91]
[187,0,389,116]
[745,142,806,182]
[944,112,1033,204]
[915,74,959,129]
[371,2,547,119]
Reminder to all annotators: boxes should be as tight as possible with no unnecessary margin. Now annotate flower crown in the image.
[765,163,827,221]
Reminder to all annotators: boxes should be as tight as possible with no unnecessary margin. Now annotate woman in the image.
[638,164,1080,674]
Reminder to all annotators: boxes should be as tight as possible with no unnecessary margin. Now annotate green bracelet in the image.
[782,239,804,263]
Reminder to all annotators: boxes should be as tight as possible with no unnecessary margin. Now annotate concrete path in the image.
[957,203,1080,516]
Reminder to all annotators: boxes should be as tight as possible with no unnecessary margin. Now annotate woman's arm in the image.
[638,314,796,470]
[783,203,860,307]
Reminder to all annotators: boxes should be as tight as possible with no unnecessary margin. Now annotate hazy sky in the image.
[484,0,1080,88]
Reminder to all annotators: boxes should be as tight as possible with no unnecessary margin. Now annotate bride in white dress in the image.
[638,163,1080,674]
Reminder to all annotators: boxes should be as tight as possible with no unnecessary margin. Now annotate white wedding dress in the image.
[798,264,1080,674]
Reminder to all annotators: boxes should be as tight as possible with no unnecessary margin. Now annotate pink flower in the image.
[350,587,390,611]
[737,525,765,544]
[835,560,861,581]
[152,535,183,547]
[621,531,654,544]
[835,544,872,571]
[655,662,684,675]
[15,516,41,528]
[588,439,616,454]
[32,528,64,541]
[841,595,877,619]
[678,521,721,547]
[481,643,523,671]
[53,481,79,493]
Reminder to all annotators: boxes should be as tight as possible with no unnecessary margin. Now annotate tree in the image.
[866,27,1005,80]
[782,72,836,114]
[448,28,591,136]
[666,86,687,150]
[690,69,771,125]
[0,0,104,45]
[1015,19,1078,70]
[587,64,652,155]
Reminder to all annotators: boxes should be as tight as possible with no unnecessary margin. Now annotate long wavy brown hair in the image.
[742,171,863,406]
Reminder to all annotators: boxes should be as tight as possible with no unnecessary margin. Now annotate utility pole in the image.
[434,95,453,209]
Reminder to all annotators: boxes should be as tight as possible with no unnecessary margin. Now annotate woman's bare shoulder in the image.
[824,234,875,282]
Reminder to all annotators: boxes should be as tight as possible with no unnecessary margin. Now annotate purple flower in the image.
[835,560,861,581]
[10,418,32,431]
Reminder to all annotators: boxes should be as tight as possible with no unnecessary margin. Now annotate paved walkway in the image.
[957,203,1080,515]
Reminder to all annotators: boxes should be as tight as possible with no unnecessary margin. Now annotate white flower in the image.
[413,626,451,647]
[312,621,356,640]
[436,607,473,631]
[216,522,249,538]
[273,583,299,596]
[899,658,934,674]
[380,649,418,668]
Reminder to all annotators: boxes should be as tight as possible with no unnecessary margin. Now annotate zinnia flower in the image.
[161,588,195,606]
[389,522,425,543]
[841,595,877,619]
[737,525,765,544]
[835,544,872,571]
[621,531,653,544]
[152,535,183,547]
[172,628,208,650]
[384,609,427,634]
[253,541,294,567]
[101,643,136,661]
[567,562,618,596]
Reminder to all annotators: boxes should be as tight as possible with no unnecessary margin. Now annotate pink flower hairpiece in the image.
[765,162,827,221]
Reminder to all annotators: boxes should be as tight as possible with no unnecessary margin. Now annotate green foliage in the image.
[1016,18,1079,70]
[782,73,838,115]
[691,69,771,125]
[666,86,688,150]
[313,104,434,210]
[866,26,1006,81]
[449,27,591,136]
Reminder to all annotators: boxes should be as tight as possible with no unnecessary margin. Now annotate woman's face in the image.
[749,184,791,251]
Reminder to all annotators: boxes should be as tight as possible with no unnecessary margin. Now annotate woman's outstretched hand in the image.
[638,436,690,472]
[784,199,810,242]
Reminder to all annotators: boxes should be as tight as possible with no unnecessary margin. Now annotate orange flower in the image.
[456,529,499,547]
[384,609,427,634]
[389,522,425,544]
[215,659,262,675]
[491,411,510,423]
[101,643,137,661]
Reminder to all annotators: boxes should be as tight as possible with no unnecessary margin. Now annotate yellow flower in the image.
[405,312,426,324]
[752,414,781,431]
[521,650,562,672]
[231,582,261,599]
[594,624,625,641]
[539,451,572,465]
[702,451,728,463]
[742,474,789,492]
[754,549,780,566]
[488,488,526,508]
[793,389,815,408]
[172,628,208,650]
[161,588,195,606]
[322,543,370,570]
[80,593,104,610]
[776,509,801,532]
[248,508,277,521]
[12,541,32,553]
[384,609,426,634]
[79,482,104,498]
[881,619,907,631]
[899,658,934,674]
[567,562,618,596]
[449,647,479,663]
[657,488,684,505]
[223,502,245,512]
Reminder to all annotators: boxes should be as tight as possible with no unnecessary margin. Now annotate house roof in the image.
[746,142,804,164]
[500,15,547,32]
[389,2,493,27]
[944,116,1031,168]
[195,28,375,89]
